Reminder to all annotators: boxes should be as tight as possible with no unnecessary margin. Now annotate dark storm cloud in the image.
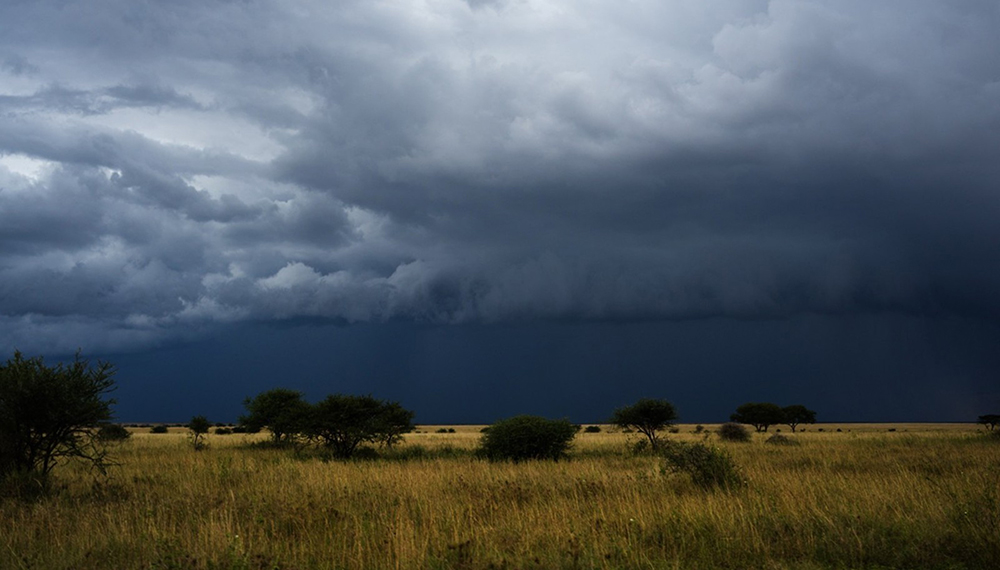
[1,0,999,353]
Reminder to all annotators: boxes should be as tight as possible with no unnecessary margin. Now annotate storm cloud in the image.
[2,0,999,356]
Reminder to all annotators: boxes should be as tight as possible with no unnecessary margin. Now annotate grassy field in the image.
[2,424,998,569]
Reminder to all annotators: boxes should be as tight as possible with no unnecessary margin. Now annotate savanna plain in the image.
[2,424,998,570]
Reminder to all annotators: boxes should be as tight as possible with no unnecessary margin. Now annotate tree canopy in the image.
[611,398,678,448]
[978,414,1000,431]
[188,415,211,450]
[730,402,784,432]
[240,388,309,444]
[0,351,117,481]
[305,394,414,458]
[781,405,817,432]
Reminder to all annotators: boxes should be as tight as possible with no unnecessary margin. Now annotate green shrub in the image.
[584,425,601,433]
[96,423,131,442]
[765,433,799,446]
[717,422,751,442]
[477,415,577,462]
[631,438,653,455]
[214,427,233,435]
[661,442,745,490]
[436,428,449,433]
[149,425,168,434]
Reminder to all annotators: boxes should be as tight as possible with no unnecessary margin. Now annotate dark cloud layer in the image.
[1,0,999,421]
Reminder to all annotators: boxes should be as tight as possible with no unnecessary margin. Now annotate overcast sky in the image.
[2,1,998,422]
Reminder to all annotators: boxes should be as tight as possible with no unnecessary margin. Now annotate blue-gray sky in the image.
[2,1,998,422]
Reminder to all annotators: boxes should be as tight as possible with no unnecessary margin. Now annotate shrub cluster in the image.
[239,390,415,459]
[765,434,799,446]
[477,415,577,462]
[717,422,752,442]
[661,442,745,490]
[96,423,131,442]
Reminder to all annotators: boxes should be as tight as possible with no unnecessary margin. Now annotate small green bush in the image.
[96,423,131,442]
[214,427,233,435]
[717,422,751,442]
[477,415,577,462]
[436,428,449,433]
[149,425,168,434]
[631,438,654,455]
[584,425,601,433]
[765,434,799,446]
[661,442,745,490]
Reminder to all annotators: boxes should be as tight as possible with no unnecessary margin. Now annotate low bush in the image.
[584,425,601,433]
[214,427,233,435]
[717,422,751,442]
[96,423,131,442]
[631,438,653,455]
[149,425,168,434]
[661,442,745,490]
[477,415,577,462]
[765,434,799,446]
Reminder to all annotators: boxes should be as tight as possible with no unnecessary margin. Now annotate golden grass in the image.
[2,425,998,569]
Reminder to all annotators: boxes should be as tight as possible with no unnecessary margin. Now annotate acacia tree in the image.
[371,401,417,449]
[611,399,678,449]
[240,388,309,444]
[730,402,784,432]
[781,405,817,432]
[0,351,117,482]
[305,394,414,459]
[978,414,1000,431]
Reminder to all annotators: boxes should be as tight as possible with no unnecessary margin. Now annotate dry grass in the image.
[2,424,998,569]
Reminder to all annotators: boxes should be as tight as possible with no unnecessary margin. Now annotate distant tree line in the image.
[9,349,1000,497]
[730,402,816,432]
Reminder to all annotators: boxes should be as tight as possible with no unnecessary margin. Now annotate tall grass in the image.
[2,426,997,569]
